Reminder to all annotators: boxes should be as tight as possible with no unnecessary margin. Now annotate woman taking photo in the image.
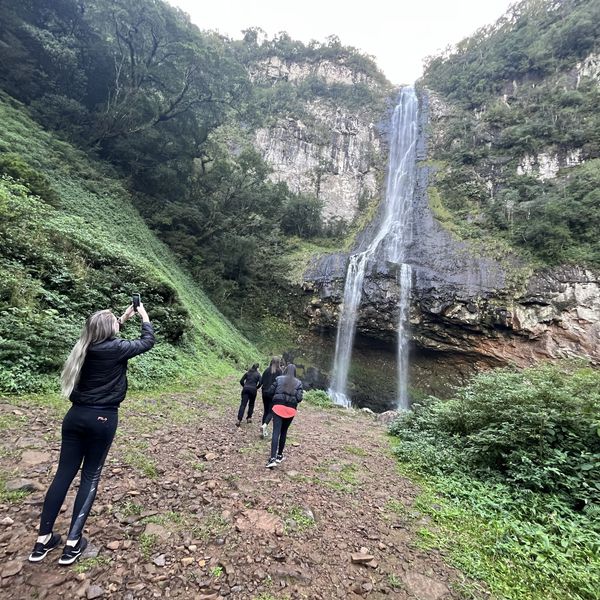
[266,363,303,468]
[28,303,154,565]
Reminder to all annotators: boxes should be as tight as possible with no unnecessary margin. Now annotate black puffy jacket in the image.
[268,375,303,409]
[70,322,155,409]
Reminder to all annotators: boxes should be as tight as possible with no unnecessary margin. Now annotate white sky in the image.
[168,0,516,85]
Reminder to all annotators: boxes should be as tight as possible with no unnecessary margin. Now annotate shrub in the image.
[0,153,60,206]
[390,363,600,508]
[303,389,332,408]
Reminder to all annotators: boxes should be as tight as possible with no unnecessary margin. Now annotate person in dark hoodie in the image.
[259,357,282,438]
[265,363,303,468]
[237,363,261,426]
[28,303,154,566]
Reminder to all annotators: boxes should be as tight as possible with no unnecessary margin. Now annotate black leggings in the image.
[271,414,294,459]
[237,388,257,421]
[39,405,117,540]
[262,393,273,425]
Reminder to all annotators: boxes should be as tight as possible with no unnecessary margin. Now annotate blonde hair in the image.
[60,310,118,398]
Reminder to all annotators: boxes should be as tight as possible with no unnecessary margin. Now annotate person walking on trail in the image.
[259,357,282,438]
[28,303,154,565]
[237,363,261,427]
[265,363,303,468]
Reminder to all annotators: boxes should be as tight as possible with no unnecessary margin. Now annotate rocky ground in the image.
[0,379,466,600]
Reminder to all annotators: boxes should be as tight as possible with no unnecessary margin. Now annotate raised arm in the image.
[116,303,155,360]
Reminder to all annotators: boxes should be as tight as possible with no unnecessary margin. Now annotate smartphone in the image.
[132,293,141,312]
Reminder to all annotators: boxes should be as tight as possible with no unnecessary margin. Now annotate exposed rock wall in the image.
[251,58,391,224]
[301,91,600,403]
[254,101,381,222]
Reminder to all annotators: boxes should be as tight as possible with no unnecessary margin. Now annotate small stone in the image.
[1,561,22,577]
[366,559,379,568]
[5,479,42,493]
[351,553,375,564]
[106,540,120,550]
[1,517,14,526]
[144,523,171,541]
[188,544,197,552]
[153,555,166,567]
[204,452,217,461]
[87,585,105,599]
[181,557,194,567]
[19,450,48,466]
[75,581,90,598]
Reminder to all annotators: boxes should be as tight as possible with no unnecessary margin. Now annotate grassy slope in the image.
[0,93,257,392]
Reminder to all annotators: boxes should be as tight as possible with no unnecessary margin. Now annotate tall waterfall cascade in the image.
[329,87,418,410]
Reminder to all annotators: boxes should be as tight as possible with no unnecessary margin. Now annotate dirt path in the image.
[0,381,463,600]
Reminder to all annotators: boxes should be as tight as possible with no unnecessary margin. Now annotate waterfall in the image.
[329,86,418,409]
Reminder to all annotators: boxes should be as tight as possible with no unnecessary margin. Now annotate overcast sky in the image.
[168,0,516,85]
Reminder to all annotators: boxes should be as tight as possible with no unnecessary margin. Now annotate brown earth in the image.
[0,380,467,600]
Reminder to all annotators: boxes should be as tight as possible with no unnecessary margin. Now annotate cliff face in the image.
[300,90,600,406]
[251,57,390,224]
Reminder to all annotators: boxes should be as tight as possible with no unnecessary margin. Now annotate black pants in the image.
[237,388,257,421]
[38,405,117,540]
[271,414,294,459]
[262,393,274,425]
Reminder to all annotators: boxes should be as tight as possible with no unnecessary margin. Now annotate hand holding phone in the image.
[132,293,141,313]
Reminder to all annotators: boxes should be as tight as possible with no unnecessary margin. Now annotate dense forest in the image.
[0,0,389,330]
[0,0,390,392]
[422,0,600,266]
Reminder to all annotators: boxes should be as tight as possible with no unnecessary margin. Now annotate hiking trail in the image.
[0,379,466,599]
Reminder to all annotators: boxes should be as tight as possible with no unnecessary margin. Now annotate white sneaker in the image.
[266,457,277,468]
[261,423,267,438]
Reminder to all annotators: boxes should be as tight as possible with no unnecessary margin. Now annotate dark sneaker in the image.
[28,533,62,562]
[275,454,285,464]
[235,420,241,427]
[58,536,88,565]
[246,417,253,424]
[266,457,277,468]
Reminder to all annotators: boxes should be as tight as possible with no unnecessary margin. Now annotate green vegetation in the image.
[210,565,223,578]
[139,533,157,560]
[422,0,600,267]
[0,94,256,394]
[390,363,600,600]
[285,506,316,533]
[0,0,391,337]
[73,556,111,574]
[303,389,334,409]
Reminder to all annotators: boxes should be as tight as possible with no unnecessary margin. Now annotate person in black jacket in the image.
[259,357,282,438]
[265,363,303,468]
[237,363,261,427]
[28,303,154,565]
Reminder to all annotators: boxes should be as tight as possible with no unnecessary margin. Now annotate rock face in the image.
[251,57,391,224]
[301,91,600,405]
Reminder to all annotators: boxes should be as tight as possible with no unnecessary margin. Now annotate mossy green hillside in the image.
[0,94,257,394]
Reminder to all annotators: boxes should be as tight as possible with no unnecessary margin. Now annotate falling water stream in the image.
[329,86,418,410]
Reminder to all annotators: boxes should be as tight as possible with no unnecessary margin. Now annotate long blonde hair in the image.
[60,310,118,398]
